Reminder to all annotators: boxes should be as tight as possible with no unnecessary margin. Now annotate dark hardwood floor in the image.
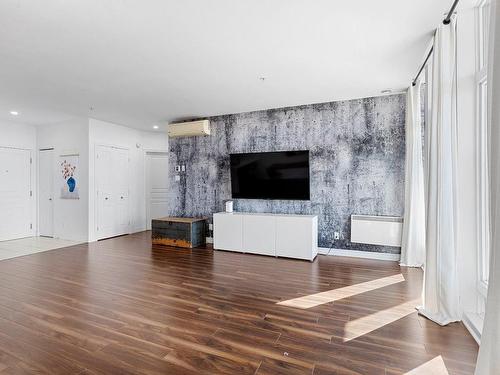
[0,231,478,374]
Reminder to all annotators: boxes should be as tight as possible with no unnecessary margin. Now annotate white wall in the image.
[1,117,168,243]
[37,118,90,242]
[0,120,37,238]
[0,120,37,149]
[88,118,168,241]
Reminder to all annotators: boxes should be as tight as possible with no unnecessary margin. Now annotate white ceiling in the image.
[0,0,455,130]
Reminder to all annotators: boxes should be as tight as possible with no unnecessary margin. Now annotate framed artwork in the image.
[60,153,79,199]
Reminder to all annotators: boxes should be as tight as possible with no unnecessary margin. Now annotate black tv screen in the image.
[230,151,310,200]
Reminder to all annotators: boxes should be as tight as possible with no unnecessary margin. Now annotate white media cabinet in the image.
[213,212,318,261]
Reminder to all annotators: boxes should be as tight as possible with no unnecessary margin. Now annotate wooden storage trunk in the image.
[151,217,207,248]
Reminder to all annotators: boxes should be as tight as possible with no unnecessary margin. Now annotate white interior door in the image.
[96,146,114,239]
[145,152,169,230]
[113,148,130,236]
[39,149,54,237]
[96,145,129,240]
[0,147,32,241]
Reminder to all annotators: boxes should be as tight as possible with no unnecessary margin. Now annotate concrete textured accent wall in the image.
[167,94,406,253]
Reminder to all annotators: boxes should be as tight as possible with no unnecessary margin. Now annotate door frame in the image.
[94,143,130,240]
[0,146,35,241]
[38,148,55,238]
[144,150,169,230]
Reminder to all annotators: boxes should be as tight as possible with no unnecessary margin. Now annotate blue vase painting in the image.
[60,157,79,199]
[67,176,76,192]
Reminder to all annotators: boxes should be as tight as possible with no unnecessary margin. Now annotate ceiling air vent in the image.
[168,120,210,138]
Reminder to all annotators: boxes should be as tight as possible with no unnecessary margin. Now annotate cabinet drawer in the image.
[275,216,316,260]
[242,215,276,256]
[214,214,243,251]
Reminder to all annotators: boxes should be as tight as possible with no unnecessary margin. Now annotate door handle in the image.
[105,197,109,200]
[120,196,124,199]
[49,198,52,201]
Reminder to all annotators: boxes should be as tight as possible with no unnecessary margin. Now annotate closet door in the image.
[96,145,130,240]
[96,146,115,239]
[112,148,129,236]
[39,149,54,237]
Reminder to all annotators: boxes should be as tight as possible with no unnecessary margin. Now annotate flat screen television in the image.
[230,150,310,200]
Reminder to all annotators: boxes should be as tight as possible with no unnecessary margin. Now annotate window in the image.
[476,0,491,299]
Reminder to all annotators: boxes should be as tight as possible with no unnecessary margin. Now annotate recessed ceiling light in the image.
[381,89,393,94]
[10,111,19,116]
[153,125,159,129]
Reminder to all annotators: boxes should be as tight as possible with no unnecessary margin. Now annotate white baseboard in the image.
[318,247,401,262]
[462,312,483,345]
[133,225,147,233]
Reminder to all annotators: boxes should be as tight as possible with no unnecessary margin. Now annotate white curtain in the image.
[400,82,426,267]
[475,1,500,373]
[417,16,461,326]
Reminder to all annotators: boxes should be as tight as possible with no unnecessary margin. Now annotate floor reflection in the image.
[277,274,406,309]
[403,355,449,375]
[343,298,420,342]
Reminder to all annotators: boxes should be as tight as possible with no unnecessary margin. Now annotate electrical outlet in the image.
[181,165,186,172]
[175,165,181,172]
[175,175,181,181]
[334,231,340,240]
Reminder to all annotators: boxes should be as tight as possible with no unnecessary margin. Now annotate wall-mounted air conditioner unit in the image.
[168,120,210,138]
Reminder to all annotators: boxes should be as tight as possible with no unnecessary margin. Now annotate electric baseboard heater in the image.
[350,215,403,247]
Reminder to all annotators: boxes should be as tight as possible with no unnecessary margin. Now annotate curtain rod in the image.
[411,0,459,86]
[412,46,434,87]
[443,0,460,25]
